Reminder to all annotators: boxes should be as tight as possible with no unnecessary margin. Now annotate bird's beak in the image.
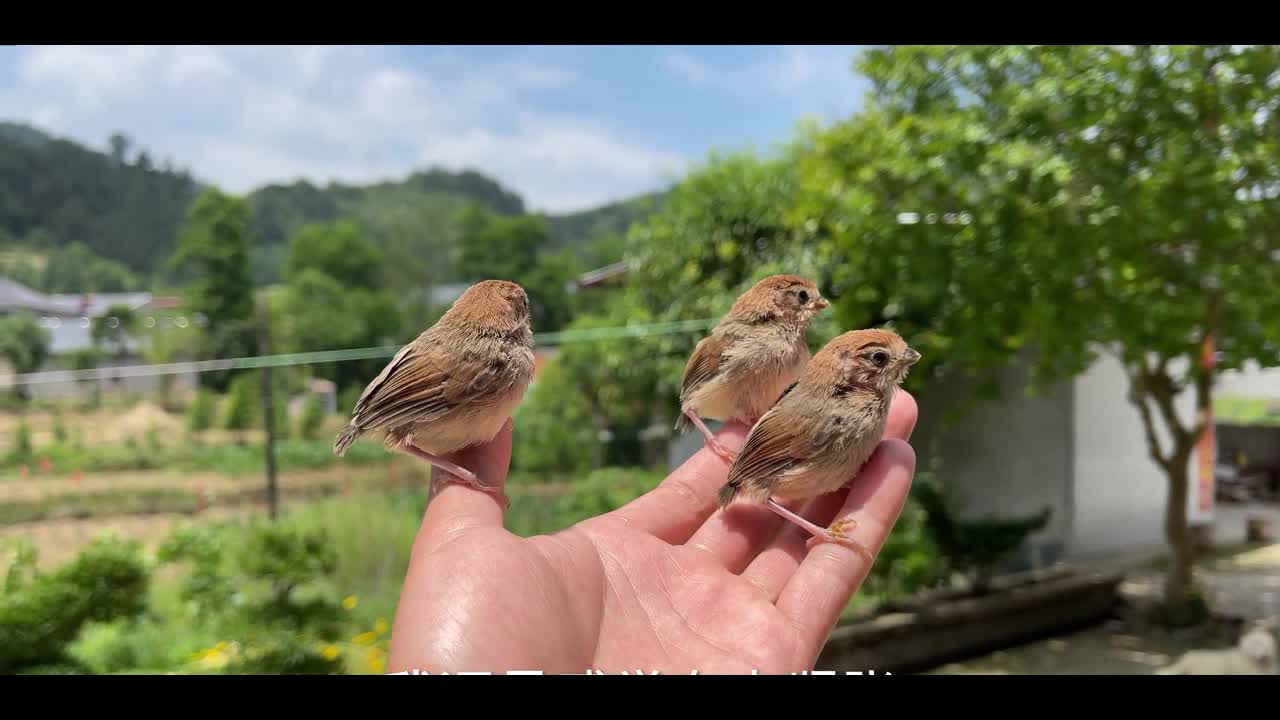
[813,296,830,310]
[904,347,921,365]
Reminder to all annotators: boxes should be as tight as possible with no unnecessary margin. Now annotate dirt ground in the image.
[0,463,412,503]
[928,539,1280,675]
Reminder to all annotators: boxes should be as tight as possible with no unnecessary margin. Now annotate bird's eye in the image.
[797,290,809,303]
[870,351,889,367]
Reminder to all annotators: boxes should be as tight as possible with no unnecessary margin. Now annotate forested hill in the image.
[0,121,665,289]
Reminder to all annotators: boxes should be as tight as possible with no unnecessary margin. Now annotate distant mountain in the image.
[0,120,666,287]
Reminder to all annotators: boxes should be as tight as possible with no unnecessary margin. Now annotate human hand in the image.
[386,389,918,675]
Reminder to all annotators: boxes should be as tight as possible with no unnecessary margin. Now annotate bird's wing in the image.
[724,383,828,489]
[679,333,732,400]
[349,338,510,431]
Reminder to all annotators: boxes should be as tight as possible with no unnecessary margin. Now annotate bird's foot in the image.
[684,408,738,465]
[401,442,510,509]
[805,518,875,564]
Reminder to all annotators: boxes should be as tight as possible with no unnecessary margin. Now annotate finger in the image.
[721,389,917,585]
[419,419,513,542]
[774,439,916,654]
[607,421,750,545]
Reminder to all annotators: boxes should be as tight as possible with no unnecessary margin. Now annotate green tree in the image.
[140,309,198,410]
[455,206,583,331]
[186,388,215,436]
[91,304,137,360]
[798,45,1280,620]
[42,242,141,294]
[170,188,257,392]
[520,248,584,333]
[511,357,599,475]
[0,311,50,403]
[276,269,401,391]
[284,218,384,290]
[223,372,258,443]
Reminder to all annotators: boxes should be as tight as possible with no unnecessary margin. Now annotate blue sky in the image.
[0,45,870,213]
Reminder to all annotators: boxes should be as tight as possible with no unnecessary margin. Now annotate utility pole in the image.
[258,300,279,519]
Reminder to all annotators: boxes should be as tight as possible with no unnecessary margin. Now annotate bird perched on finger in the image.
[675,274,829,464]
[333,279,536,507]
[715,328,920,562]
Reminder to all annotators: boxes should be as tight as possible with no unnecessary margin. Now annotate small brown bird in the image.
[675,274,829,463]
[333,279,535,505]
[716,328,920,561]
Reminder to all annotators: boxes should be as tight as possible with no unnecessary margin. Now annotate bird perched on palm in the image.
[675,274,829,463]
[334,279,535,507]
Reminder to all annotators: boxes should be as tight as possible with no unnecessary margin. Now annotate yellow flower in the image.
[374,617,388,634]
[215,641,228,652]
[322,645,339,661]
[342,595,358,610]
[198,649,229,669]
[367,649,385,673]
[353,631,377,646]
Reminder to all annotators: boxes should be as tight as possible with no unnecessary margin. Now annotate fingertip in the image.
[888,388,918,441]
[421,420,515,534]
[840,437,916,521]
[877,437,917,474]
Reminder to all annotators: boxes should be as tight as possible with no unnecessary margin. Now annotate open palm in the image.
[387,390,918,675]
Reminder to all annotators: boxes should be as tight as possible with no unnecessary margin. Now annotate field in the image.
[0,396,623,674]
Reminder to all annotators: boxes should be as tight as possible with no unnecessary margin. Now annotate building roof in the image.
[0,277,176,355]
[0,277,70,315]
[1,277,157,318]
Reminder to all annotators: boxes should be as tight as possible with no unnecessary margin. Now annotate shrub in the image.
[52,410,68,444]
[222,372,258,437]
[10,418,33,462]
[156,520,350,674]
[556,466,664,520]
[186,388,215,435]
[511,358,599,476]
[298,393,325,440]
[0,535,151,672]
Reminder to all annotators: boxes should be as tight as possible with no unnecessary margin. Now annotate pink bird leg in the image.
[682,408,738,464]
[766,498,874,565]
[398,440,510,509]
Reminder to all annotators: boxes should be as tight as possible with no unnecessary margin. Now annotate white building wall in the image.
[1215,361,1280,399]
[1068,351,1197,559]
[910,351,1074,569]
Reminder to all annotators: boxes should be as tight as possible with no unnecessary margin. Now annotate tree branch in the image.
[1127,361,1172,472]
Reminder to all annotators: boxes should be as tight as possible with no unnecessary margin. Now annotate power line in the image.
[3,317,719,387]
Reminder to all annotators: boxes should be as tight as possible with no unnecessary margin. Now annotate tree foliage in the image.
[0,311,50,376]
[285,219,384,290]
[0,536,150,673]
[170,188,258,391]
[796,45,1280,614]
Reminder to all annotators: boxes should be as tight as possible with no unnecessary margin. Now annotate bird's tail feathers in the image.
[333,423,362,457]
[716,478,740,509]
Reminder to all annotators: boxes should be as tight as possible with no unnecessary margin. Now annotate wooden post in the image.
[258,301,279,520]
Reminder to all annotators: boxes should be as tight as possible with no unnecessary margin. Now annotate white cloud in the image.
[0,45,680,213]
[661,49,714,86]
[661,44,869,121]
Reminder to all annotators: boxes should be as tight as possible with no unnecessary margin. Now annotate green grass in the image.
[275,489,427,627]
[1214,394,1280,427]
[0,488,200,525]
[2,436,391,478]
